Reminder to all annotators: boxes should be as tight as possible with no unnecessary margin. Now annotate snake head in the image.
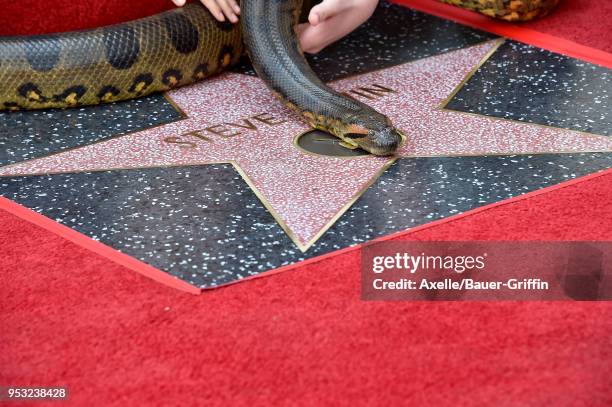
[343,117,403,156]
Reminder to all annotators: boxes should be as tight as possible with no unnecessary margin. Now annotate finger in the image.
[217,0,239,23]
[202,0,225,21]
[301,0,378,53]
[228,0,241,14]
[300,5,371,54]
[308,0,349,26]
[172,0,186,6]
[298,23,325,54]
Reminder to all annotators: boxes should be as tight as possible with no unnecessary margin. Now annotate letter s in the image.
[475,256,485,269]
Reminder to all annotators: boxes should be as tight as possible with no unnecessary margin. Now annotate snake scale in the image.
[0,0,560,155]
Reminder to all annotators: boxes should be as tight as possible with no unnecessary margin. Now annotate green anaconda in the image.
[0,3,245,111]
[440,0,560,21]
[0,0,560,155]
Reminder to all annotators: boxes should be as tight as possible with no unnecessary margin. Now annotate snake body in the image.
[0,0,560,155]
[0,4,243,111]
[0,0,401,155]
[242,0,402,155]
[440,0,561,21]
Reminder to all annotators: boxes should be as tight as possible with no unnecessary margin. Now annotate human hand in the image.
[297,0,378,54]
[172,0,241,23]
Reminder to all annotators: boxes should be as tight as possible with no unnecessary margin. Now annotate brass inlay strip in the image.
[300,157,397,251]
[162,93,189,119]
[438,38,506,110]
[229,161,311,252]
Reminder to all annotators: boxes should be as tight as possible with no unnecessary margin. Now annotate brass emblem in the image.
[294,129,371,158]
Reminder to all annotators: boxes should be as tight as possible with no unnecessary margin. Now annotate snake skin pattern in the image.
[0,4,243,110]
[0,0,561,112]
[440,0,561,21]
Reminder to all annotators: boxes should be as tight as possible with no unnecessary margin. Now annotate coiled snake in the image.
[0,0,560,155]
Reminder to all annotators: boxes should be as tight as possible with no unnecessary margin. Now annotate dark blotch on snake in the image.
[53,85,87,102]
[162,12,199,54]
[97,85,121,100]
[3,101,21,110]
[24,35,61,72]
[193,63,209,80]
[218,45,234,67]
[162,69,183,86]
[18,83,46,102]
[215,19,234,32]
[129,73,154,93]
[103,25,140,70]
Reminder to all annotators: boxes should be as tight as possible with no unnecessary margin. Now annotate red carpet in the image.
[0,0,174,36]
[1,1,611,405]
[2,170,611,406]
[523,0,612,54]
[393,0,612,68]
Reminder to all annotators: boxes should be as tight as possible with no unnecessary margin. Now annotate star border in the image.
[1,38,609,253]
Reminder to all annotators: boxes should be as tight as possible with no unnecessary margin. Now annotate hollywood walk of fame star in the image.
[0,39,609,251]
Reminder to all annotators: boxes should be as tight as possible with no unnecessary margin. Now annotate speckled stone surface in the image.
[233,1,496,81]
[3,42,609,251]
[0,165,298,287]
[0,95,182,166]
[1,153,611,288]
[446,41,612,137]
[312,153,612,255]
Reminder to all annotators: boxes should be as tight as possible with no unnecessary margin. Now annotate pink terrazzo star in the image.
[0,40,609,250]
